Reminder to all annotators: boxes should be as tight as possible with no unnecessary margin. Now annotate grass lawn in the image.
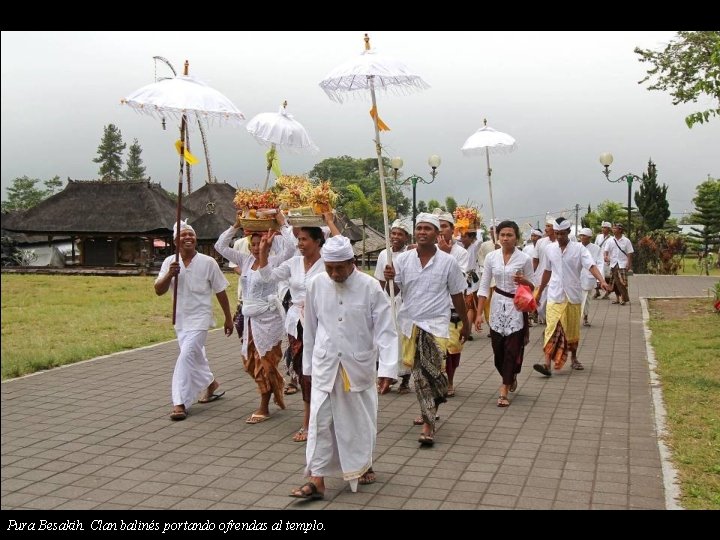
[648,297,720,510]
[676,255,720,276]
[1,274,237,380]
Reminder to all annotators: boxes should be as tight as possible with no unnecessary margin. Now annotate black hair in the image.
[496,220,520,238]
[300,226,325,247]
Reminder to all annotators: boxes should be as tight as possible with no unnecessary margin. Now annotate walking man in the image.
[384,213,469,446]
[533,218,610,376]
[290,236,397,500]
[604,223,634,305]
[154,220,234,421]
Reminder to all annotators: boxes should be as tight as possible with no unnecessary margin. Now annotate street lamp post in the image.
[390,155,441,241]
[599,152,644,239]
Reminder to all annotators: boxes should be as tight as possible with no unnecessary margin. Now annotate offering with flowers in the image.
[453,206,482,233]
[273,175,314,209]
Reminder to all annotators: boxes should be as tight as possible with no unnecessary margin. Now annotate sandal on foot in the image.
[418,433,435,446]
[413,415,440,426]
[198,391,225,404]
[611,300,620,304]
[446,388,456,398]
[533,363,552,377]
[509,377,518,393]
[292,428,308,442]
[170,409,187,421]
[284,385,298,395]
[497,395,510,407]
[245,413,270,424]
[397,384,410,395]
[571,361,585,370]
[289,482,324,500]
[358,468,376,485]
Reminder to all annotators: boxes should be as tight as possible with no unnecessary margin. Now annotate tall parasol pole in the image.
[365,35,396,309]
[172,60,190,325]
[481,119,498,243]
[262,100,287,190]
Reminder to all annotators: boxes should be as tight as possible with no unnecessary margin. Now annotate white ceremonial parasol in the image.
[461,119,517,242]
[319,34,429,312]
[122,60,245,324]
[246,101,319,189]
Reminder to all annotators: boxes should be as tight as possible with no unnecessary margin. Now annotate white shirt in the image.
[544,241,597,304]
[463,240,482,294]
[476,239,496,275]
[156,252,229,332]
[603,235,634,269]
[595,232,612,250]
[258,255,326,337]
[533,236,556,286]
[228,236,250,301]
[479,248,534,336]
[522,243,537,260]
[303,269,398,392]
[392,248,466,338]
[581,242,603,290]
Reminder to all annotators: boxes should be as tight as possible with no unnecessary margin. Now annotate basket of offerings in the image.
[277,178,338,228]
[233,189,280,232]
[453,206,482,234]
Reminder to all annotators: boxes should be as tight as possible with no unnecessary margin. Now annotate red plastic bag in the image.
[513,284,537,313]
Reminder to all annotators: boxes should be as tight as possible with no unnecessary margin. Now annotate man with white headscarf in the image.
[532,216,557,324]
[375,218,413,393]
[154,219,234,421]
[579,228,603,326]
[533,218,610,377]
[594,221,613,298]
[289,236,397,500]
[384,213,469,447]
[436,210,469,398]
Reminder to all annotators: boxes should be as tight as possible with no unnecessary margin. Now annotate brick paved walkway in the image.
[2,275,716,509]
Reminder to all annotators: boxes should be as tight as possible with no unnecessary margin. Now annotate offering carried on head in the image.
[453,206,482,234]
[233,189,280,231]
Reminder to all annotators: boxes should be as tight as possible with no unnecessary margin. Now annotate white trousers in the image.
[305,370,376,483]
[581,288,593,319]
[172,329,213,410]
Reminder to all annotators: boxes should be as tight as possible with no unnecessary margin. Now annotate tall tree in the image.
[93,124,126,179]
[1,175,64,212]
[445,196,458,214]
[688,178,720,251]
[582,200,627,232]
[635,160,670,232]
[123,138,146,181]
[308,156,409,230]
[635,31,720,128]
[427,199,443,213]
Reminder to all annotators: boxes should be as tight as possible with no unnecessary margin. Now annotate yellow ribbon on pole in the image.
[174,140,199,165]
[369,106,391,131]
[266,148,282,177]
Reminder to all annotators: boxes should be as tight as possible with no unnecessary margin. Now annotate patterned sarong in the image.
[244,325,285,409]
[543,300,581,371]
[402,326,448,433]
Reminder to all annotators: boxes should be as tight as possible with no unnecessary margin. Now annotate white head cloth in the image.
[173,219,195,239]
[531,229,543,237]
[545,214,556,225]
[553,218,572,231]
[601,221,611,228]
[579,227,593,237]
[415,212,440,230]
[391,218,413,236]
[321,235,354,262]
[436,210,455,225]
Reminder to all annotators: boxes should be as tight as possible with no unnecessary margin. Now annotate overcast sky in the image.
[1,31,717,227]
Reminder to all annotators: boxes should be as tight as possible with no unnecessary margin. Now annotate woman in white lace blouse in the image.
[475,220,534,407]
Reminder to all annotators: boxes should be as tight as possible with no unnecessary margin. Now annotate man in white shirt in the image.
[375,218,412,393]
[290,236,397,500]
[594,221,613,298]
[437,211,469,397]
[154,220,234,421]
[384,213,469,447]
[578,228,603,326]
[533,218,557,324]
[603,222,634,305]
[533,218,610,376]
